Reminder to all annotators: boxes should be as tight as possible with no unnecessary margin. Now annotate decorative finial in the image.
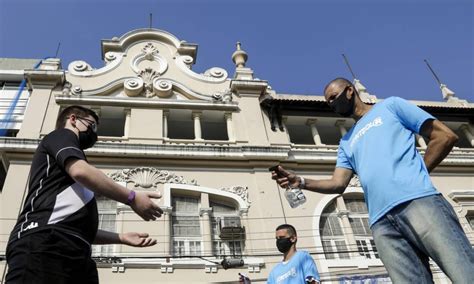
[424,59,461,102]
[232,41,248,68]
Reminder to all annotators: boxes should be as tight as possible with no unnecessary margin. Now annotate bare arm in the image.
[65,159,163,221]
[271,166,353,195]
[94,229,157,247]
[66,159,129,203]
[419,119,458,173]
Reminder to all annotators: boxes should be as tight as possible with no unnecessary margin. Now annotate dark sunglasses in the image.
[76,117,98,133]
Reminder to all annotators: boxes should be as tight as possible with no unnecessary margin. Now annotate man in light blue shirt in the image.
[267,224,320,284]
[271,78,474,283]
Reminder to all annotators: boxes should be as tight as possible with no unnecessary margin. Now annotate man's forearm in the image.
[71,160,130,204]
[423,136,457,172]
[94,229,121,245]
[304,178,345,194]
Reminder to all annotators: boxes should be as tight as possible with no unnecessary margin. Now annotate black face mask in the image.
[78,125,98,150]
[329,87,355,117]
[276,237,294,253]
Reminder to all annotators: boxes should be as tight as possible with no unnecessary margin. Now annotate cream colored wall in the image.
[234,96,270,146]
[128,108,164,143]
[17,87,54,138]
[0,162,31,253]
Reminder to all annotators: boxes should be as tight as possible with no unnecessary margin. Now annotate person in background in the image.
[267,224,320,284]
[6,106,163,283]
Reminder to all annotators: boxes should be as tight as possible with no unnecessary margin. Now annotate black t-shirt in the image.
[8,128,98,246]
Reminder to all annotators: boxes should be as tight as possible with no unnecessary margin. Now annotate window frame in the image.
[171,195,203,257]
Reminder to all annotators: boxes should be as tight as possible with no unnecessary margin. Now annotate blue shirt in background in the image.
[336,97,438,226]
[267,251,320,284]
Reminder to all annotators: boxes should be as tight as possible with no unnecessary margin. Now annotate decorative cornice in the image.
[175,55,228,83]
[218,185,251,205]
[448,190,474,203]
[101,28,196,59]
[55,95,239,111]
[199,207,213,216]
[108,167,198,188]
[25,70,65,89]
[1,138,473,167]
[337,210,350,217]
[230,80,268,96]
[68,52,124,77]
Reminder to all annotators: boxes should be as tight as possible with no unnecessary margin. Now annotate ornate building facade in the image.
[0,29,473,283]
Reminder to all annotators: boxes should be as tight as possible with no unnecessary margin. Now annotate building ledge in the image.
[0,138,473,166]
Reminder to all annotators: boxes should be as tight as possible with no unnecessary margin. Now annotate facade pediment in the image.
[65,29,232,102]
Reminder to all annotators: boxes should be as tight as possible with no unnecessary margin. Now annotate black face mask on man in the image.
[78,126,97,149]
[329,86,355,117]
[276,237,294,253]
[76,118,98,149]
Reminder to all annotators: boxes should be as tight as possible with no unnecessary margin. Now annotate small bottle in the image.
[269,165,307,208]
[285,186,306,208]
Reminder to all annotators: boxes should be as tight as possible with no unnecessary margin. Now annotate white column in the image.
[306,119,323,145]
[240,209,251,255]
[460,124,474,147]
[335,120,347,137]
[193,112,203,140]
[225,112,235,141]
[416,134,427,148]
[200,208,213,257]
[123,108,131,138]
[163,111,169,138]
[336,196,358,258]
[162,207,173,256]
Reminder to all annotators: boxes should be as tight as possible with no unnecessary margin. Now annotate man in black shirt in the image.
[5,106,163,283]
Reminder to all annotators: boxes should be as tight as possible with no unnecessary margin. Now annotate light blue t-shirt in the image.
[267,251,320,284]
[336,97,439,226]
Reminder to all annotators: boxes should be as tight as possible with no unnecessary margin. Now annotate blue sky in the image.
[0,0,472,101]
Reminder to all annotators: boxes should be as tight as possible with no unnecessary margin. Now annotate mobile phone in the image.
[268,165,280,172]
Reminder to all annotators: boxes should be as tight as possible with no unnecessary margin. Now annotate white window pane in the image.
[335,240,350,259]
[320,215,343,237]
[322,240,335,260]
[370,239,380,259]
[345,198,368,213]
[349,217,364,235]
[210,201,236,213]
[173,196,199,213]
[356,239,371,259]
[172,216,200,237]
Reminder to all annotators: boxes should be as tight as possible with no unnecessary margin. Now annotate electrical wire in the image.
[275,182,288,224]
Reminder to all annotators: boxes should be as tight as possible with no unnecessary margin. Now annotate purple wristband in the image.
[126,190,136,205]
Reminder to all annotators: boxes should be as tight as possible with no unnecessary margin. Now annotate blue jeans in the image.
[372,194,474,284]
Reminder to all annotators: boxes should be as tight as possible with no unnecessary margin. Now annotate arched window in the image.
[319,193,379,260]
[163,183,250,266]
[171,195,202,257]
[345,195,379,259]
[320,199,349,260]
[210,200,243,258]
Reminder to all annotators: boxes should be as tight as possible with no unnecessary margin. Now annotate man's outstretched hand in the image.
[130,191,163,221]
[119,232,157,247]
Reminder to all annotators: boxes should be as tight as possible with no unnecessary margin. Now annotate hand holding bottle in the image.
[269,165,306,208]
